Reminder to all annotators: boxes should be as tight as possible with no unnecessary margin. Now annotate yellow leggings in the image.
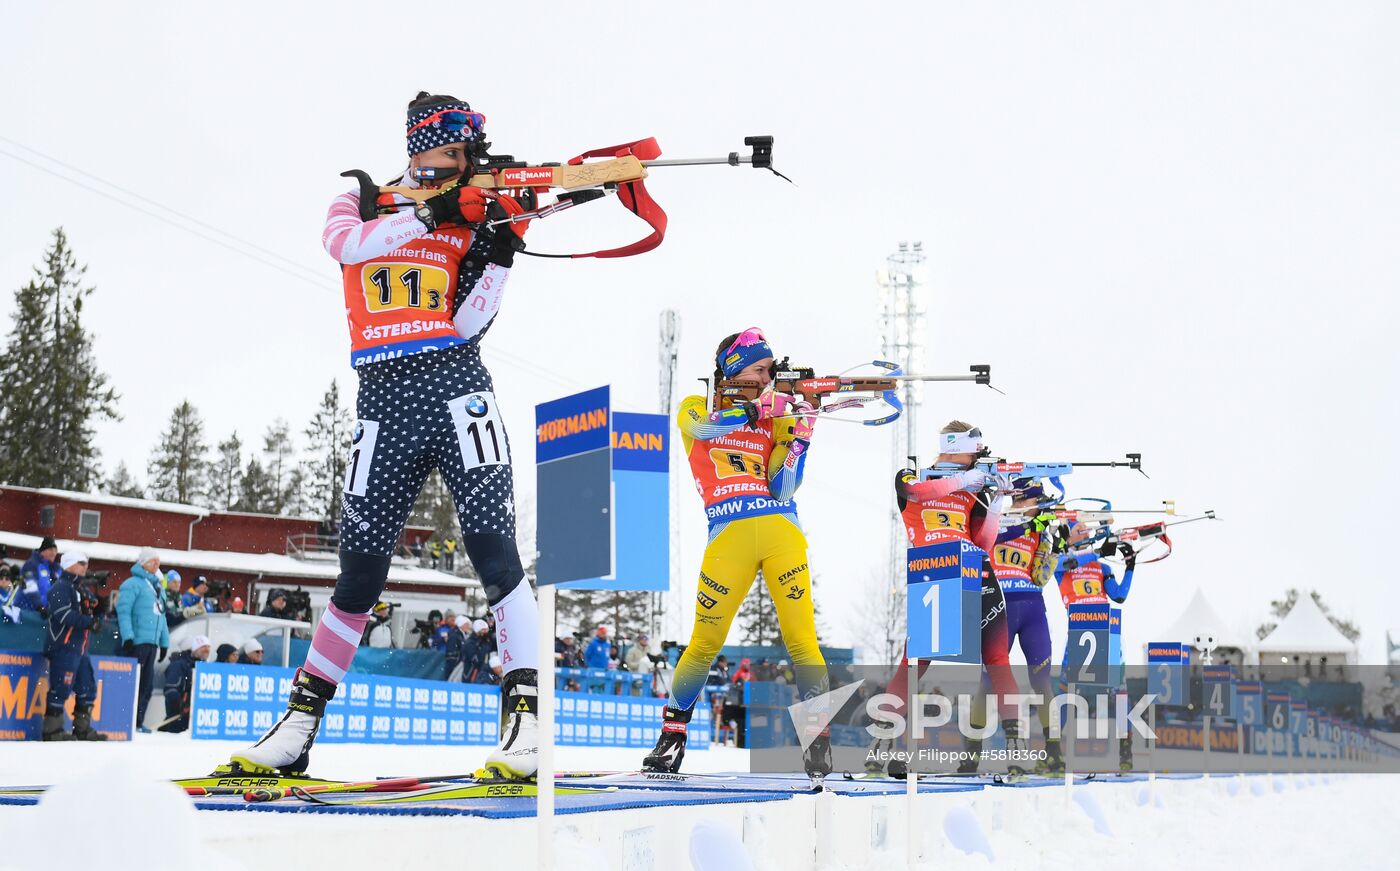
[668,513,827,711]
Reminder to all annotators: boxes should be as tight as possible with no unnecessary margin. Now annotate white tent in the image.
[1152,587,1246,651]
[1256,592,1356,661]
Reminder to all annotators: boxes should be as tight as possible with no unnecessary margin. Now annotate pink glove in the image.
[791,400,817,441]
[751,392,796,421]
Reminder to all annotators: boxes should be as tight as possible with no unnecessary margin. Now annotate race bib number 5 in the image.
[449,392,510,470]
[709,448,765,480]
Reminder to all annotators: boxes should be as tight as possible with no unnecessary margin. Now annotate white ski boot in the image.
[477,669,538,781]
[223,669,334,776]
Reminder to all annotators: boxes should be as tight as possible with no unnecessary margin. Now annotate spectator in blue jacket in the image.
[444,614,467,680]
[462,619,494,683]
[585,625,612,669]
[43,552,107,741]
[21,536,60,611]
[115,548,171,733]
[433,610,456,652]
[180,575,218,613]
[160,635,210,733]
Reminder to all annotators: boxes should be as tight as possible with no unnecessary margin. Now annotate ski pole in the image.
[241,773,476,802]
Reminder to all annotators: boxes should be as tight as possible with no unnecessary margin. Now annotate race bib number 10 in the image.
[449,392,510,470]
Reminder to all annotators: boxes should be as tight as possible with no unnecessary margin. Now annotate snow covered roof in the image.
[1152,587,1248,649]
[0,530,470,590]
[1256,592,1356,654]
[27,486,209,517]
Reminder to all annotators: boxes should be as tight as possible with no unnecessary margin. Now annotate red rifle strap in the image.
[1136,532,1173,564]
[566,138,668,259]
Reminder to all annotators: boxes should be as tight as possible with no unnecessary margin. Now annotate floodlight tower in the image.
[658,309,682,639]
[876,242,929,597]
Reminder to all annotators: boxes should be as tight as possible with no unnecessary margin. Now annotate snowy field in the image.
[0,733,1393,871]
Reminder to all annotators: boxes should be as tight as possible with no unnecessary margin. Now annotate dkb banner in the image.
[0,651,137,741]
[190,663,500,745]
[555,690,710,748]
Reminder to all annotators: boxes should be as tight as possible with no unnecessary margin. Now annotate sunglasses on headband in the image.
[406,109,486,137]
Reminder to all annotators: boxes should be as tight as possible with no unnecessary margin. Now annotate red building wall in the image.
[196,513,320,554]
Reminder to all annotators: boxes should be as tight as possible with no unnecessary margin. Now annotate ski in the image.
[282,781,615,805]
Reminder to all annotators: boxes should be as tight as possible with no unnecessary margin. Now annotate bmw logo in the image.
[353,422,364,442]
[466,396,489,417]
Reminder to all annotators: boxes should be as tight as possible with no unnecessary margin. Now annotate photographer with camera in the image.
[410,609,441,650]
[42,552,107,741]
[180,575,219,614]
[116,548,171,734]
[259,590,293,620]
[2,564,38,624]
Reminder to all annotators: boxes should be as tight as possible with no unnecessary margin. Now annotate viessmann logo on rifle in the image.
[499,167,556,186]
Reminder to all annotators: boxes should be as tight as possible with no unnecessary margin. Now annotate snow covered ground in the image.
[0,734,1393,871]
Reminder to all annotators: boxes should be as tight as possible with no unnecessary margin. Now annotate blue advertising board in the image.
[0,651,137,741]
[191,663,499,745]
[190,663,691,748]
[905,541,982,661]
[1066,604,1112,686]
[1147,642,1187,707]
[1236,681,1263,726]
[562,411,670,592]
[536,386,613,585]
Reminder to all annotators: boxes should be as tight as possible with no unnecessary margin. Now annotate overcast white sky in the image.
[3,2,1397,662]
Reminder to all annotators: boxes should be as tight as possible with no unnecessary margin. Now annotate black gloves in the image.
[158,647,168,663]
[895,468,917,511]
[1098,539,1118,558]
[1119,542,1137,569]
[122,640,135,657]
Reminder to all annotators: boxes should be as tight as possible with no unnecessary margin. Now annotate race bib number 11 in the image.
[449,392,511,470]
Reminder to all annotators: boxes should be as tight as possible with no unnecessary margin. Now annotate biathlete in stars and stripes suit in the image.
[642,329,832,778]
[227,92,542,781]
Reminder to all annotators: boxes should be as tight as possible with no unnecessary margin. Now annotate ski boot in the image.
[1119,736,1134,773]
[887,757,910,779]
[1003,720,1029,779]
[642,706,692,773]
[803,731,833,787]
[478,669,539,781]
[42,708,73,742]
[957,738,983,775]
[865,736,894,775]
[1035,738,1065,775]
[71,703,108,741]
[224,669,334,775]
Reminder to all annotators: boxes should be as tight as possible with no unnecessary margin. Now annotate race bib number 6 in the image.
[449,392,510,470]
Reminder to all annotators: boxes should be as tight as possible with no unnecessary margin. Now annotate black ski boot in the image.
[1036,737,1065,775]
[42,708,73,742]
[1004,720,1029,778]
[71,703,108,741]
[888,757,910,779]
[224,669,335,775]
[642,707,692,773]
[803,731,833,786]
[957,738,983,774]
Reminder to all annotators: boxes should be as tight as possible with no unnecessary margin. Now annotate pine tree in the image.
[105,461,144,498]
[262,420,300,515]
[147,400,209,504]
[0,228,120,490]
[303,380,352,523]
[207,432,243,510]
[234,457,276,513]
[737,573,782,646]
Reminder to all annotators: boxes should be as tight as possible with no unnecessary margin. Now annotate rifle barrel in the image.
[644,156,756,167]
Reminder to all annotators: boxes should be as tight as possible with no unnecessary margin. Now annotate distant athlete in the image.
[880,422,1025,776]
[1055,519,1138,770]
[226,91,541,780]
[643,328,831,778]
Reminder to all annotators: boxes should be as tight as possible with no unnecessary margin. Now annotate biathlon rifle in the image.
[341,136,788,259]
[918,453,1147,485]
[1074,510,1219,564]
[715,361,994,427]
